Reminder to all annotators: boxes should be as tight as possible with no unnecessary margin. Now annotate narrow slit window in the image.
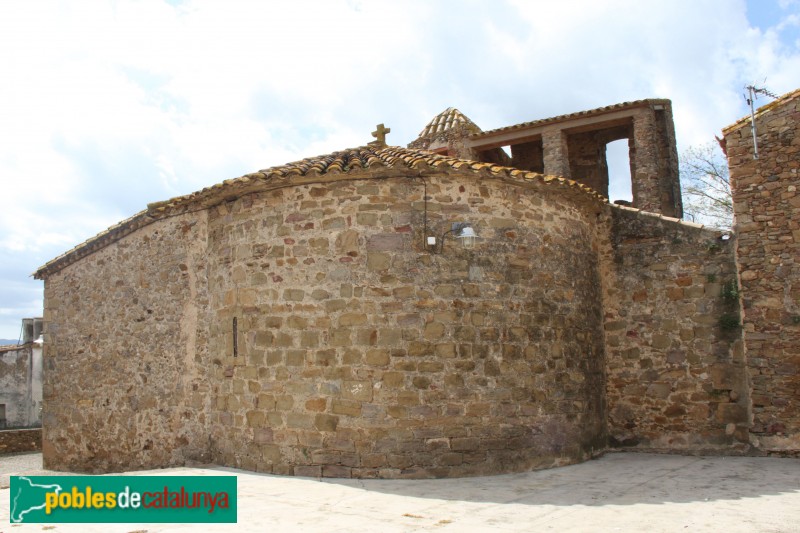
[233,317,238,357]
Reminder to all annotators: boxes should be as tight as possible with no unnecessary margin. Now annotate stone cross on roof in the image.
[371,123,391,146]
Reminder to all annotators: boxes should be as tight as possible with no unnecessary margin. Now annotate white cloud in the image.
[0,0,799,336]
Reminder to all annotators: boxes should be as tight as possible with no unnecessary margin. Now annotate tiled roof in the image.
[472,98,671,139]
[722,87,800,134]
[34,145,606,279]
[417,108,482,138]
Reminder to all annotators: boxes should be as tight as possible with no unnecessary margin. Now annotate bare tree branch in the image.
[680,142,733,230]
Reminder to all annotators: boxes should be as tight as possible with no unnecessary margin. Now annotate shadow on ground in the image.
[3,451,799,508]
[211,452,800,507]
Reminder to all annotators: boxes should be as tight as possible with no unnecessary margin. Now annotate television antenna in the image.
[744,82,779,159]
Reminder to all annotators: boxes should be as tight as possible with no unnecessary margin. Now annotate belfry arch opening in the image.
[410,100,683,219]
[606,139,632,204]
[563,119,633,201]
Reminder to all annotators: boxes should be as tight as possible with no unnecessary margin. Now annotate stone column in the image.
[630,106,682,218]
[655,106,682,218]
[630,110,661,214]
[542,129,571,178]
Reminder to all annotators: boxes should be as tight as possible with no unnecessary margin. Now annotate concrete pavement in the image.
[1,452,799,532]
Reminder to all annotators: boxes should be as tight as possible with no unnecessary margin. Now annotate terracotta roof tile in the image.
[473,98,671,138]
[611,203,716,232]
[417,107,482,138]
[34,145,606,279]
[722,87,800,134]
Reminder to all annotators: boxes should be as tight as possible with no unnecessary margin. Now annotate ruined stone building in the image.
[33,91,800,477]
[0,318,43,429]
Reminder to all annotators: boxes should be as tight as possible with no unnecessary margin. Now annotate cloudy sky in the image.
[0,0,799,339]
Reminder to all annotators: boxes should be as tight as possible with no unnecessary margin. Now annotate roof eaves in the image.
[722,88,800,135]
[473,98,670,139]
[34,145,609,279]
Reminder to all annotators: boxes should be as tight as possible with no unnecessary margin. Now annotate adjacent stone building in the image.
[723,88,800,453]
[0,318,43,429]
[32,93,799,477]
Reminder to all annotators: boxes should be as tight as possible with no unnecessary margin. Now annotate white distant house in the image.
[0,318,43,428]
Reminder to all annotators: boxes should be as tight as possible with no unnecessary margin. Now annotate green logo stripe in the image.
[10,476,237,523]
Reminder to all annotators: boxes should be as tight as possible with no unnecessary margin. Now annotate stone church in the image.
[34,89,800,477]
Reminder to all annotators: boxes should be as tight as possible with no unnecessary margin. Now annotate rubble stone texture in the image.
[39,161,614,476]
[207,177,612,477]
[33,90,800,477]
[723,88,800,453]
[0,428,42,453]
[601,208,748,450]
[40,213,212,472]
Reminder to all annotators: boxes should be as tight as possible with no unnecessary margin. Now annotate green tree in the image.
[680,142,733,230]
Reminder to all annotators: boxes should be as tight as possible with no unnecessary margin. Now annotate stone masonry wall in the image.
[510,141,544,174]
[567,130,610,197]
[39,118,775,476]
[205,173,608,478]
[0,344,39,428]
[724,90,800,453]
[0,428,42,454]
[600,206,749,452]
[42,213,212,473]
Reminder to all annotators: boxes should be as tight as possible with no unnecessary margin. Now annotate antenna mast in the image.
[744,84,779,160]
